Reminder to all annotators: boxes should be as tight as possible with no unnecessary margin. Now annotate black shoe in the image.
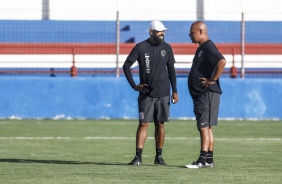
[154,156,166,165]
[128,156,142,165]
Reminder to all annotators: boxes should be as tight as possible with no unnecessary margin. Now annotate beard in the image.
[153,34,164,44]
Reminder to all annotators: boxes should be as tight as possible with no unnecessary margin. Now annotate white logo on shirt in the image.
[198,50,203,57]
[161,50,166,57]
[145,53,150,73]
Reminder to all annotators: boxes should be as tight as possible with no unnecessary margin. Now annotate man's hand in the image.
[171,93,179,104]
[134,84,149,93]
[199,78,215,88]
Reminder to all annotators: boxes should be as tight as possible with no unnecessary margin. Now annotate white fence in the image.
[0,0,281,21]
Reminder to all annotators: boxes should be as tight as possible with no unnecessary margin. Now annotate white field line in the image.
[0,137,281,141]
[0,137,71,140]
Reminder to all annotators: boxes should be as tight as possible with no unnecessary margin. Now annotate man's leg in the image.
[154,121,166,165]
[208,127,214,151]
[186,93,209,168]
[154,121,165,149]
[197,126,215,167]
[206,91,219,167]
[197,127,210,165]
[129,122,149,165]
[199,127,210,152]
[136,122,150,149]
[206,127,214,166]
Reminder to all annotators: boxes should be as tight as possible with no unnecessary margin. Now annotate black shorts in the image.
[193,91,220,128]
[138,94,170,123]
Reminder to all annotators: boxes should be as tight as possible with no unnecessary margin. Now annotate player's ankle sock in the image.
[156,148,162,157]
[136,148,143,159]
[206,151,213,164]
[196,150,208,164]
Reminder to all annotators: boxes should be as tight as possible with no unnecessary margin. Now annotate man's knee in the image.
[198,127,209,135]
[138,122,150,129]
[154,121,164,128]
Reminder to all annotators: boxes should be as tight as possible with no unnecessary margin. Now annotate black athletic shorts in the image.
[193,91,220,128]
[138,93,170,123]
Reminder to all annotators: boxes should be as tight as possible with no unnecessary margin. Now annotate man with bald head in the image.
[185,21,226,169]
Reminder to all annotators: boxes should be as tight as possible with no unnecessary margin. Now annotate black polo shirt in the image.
[188,40,225,99]
[123,39,177,97]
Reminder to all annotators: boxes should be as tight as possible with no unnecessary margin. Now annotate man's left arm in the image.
[199,58,226,88]
[211,59,226,81]
[167,61,178,104]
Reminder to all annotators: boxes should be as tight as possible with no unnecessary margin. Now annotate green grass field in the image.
[0,119,281,184]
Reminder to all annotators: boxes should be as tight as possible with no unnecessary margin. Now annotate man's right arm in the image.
[123,59,136,89]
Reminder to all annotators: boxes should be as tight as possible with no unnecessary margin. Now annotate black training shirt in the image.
[123,39,177,97]
[188,40,225,99]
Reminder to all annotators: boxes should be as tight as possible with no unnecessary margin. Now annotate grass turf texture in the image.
[0,119,281,184]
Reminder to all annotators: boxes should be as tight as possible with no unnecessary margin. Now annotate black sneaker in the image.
[154,156,166,165]
[128,156,142,165]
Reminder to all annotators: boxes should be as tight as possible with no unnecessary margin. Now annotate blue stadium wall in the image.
[0,20,282,43]
[0,77,281,120]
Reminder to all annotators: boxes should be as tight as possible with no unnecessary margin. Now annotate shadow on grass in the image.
[0,159,183,167]
[0,159,128,166]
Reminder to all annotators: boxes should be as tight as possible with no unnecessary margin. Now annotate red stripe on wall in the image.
[0,43,281,55]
